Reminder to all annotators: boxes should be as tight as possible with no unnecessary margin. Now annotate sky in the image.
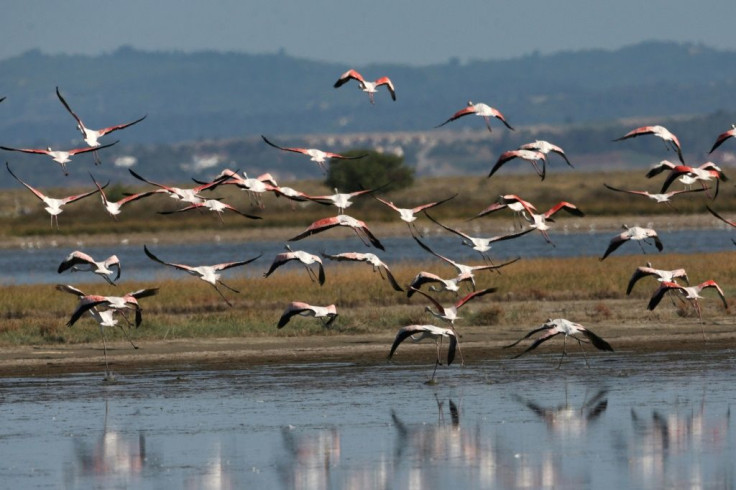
[3,1,736,66]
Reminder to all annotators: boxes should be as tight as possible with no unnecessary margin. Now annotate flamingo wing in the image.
[143,245,196,273]
[55,86,85,128]
[435,105,477,128]
[288,216,341,242]
[647,281,682,311]
[454,287,497,309]
[57,251,96,274]
[580,328,614,352]
[333,69,364,88]
[709,127,736,154]
[374,77,396,100]
[97,115,147,137]
[67,140,118,155]
[212,254,262,271]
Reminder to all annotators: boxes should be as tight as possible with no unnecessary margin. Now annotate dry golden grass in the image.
[2,251,733,347]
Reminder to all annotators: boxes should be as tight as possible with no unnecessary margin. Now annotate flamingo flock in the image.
[0,70,733,382]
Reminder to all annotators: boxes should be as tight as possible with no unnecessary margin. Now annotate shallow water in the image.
[2,350,734,489]
[2,227,734,285]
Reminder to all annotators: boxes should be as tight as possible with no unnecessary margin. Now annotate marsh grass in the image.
[2,251,733,346]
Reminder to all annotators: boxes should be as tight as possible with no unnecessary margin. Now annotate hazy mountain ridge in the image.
[0,41,735,186]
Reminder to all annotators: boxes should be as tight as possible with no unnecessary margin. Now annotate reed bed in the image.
[1,251,733,347]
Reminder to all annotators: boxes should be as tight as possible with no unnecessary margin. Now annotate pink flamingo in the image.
[333,69,396,103]
[264,245,325,285]
[0,140,118,175]
[709,124,736,153]
[374,193,456,236]
[289,214,385,250]
[278,302,338,328]
[600,225,663,261]
[614,125,684,163]
[488,149,547,180]
[389,325,458,383]
[261,135,367,173]
[436,101,514,133]
[58,251,121,285]
[647,280,729,338]
[321,251,403,292]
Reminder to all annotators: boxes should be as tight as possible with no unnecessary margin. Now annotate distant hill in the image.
[1,41,735,186]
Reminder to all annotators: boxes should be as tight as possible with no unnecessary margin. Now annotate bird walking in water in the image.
[144,245,261,307]
[333,69,396,103]
[389,325,458,384]
[277,302,338,329]
[58,250,121,285]
[436,101,514,133]
[504,318,613,368]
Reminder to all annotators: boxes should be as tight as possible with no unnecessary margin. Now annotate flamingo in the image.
[277,302,338,328]
[425,212,534,261]
[56,86,146,164]
[406,271,472,297]
[488,149,547,180]
[0,97,4,103]
[614,125,684,163]
[706,205,736,228]
[321,251,404,292]
[206,169,279,208]
[90,173,160,219]
[709,124,736,154]
[129,168,227,204]
[409,287,496,365]
[261,135,367,173]
[289,214,385,250]
[308,187,383,214]
[6,162,103,228]
[436,101,514,133]
[158,198,262,221]
[504,318,613,368]
[471,194,538,228]
[657,162,727,198]
[519,140,574,167]
[603,183,706,206]
[412,235,520,289]
[600,225,663,261]
[525,201,585,244]
[143,245,261,307]
[333,69,396,103]
[57,283,158,328]
[0,140,118,175]
[648,280,729,337]
[374,193,457,236]
[264,245,325,285]
[58,251,121,285]
[626,262,689,295]
[388,325,458,383]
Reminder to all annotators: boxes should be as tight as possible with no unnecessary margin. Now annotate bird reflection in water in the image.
[65,401,147,487]
[277,426,341,490]
[514,387,609,437]
[628,393,731,488]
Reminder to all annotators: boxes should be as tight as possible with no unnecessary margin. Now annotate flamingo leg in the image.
[93,149,102,166]
[212,284,234,307]
[217,280,240,294]
[575,336,590,368]
[100,327,110,374]
[450,325,465,367]
[117,325,139,350]
[557,335,568,369]
[482,116,493,133]
[304,265,318,283]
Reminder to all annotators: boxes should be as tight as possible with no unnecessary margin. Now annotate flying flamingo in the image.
[6,162,103,228]
[264,245,325,285]
[0,140,118,175]
[143,245,261,307]
[261,135,367,173]
[519,140,574,167]
[626,262,689,295]
[600,225,663,261]
[206,169,279,208]
[277,302,338,329]
[706,205,736,229]
[374,194,457,236]
[307,187,383,214]
[56,86,146,164]
[647,280,729,338]
[425,212,534,261]
[412,235,519,289]
[525,201,585,244]
[90,173,160,219]
[504,318,613,368]
[388,325,458,383]
[603,183,706,207]
[657,162,727,198]
[57,283,158,328]
[614,125,684,163]
[436,101,514,133]
[158,198,262,221]
[406,271,472,297]
[471,194,538,227]
[321,251,404,292]
[709,124,736,153]
[488,149,547,180]
[409,287,497,365]
[333,69,396,103]
[58,251,121,285]
[129,168,229,204]
[289,214,385,250]
[56,284,140,379]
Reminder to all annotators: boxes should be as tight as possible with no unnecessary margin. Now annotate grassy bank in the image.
[1,251,733,347]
